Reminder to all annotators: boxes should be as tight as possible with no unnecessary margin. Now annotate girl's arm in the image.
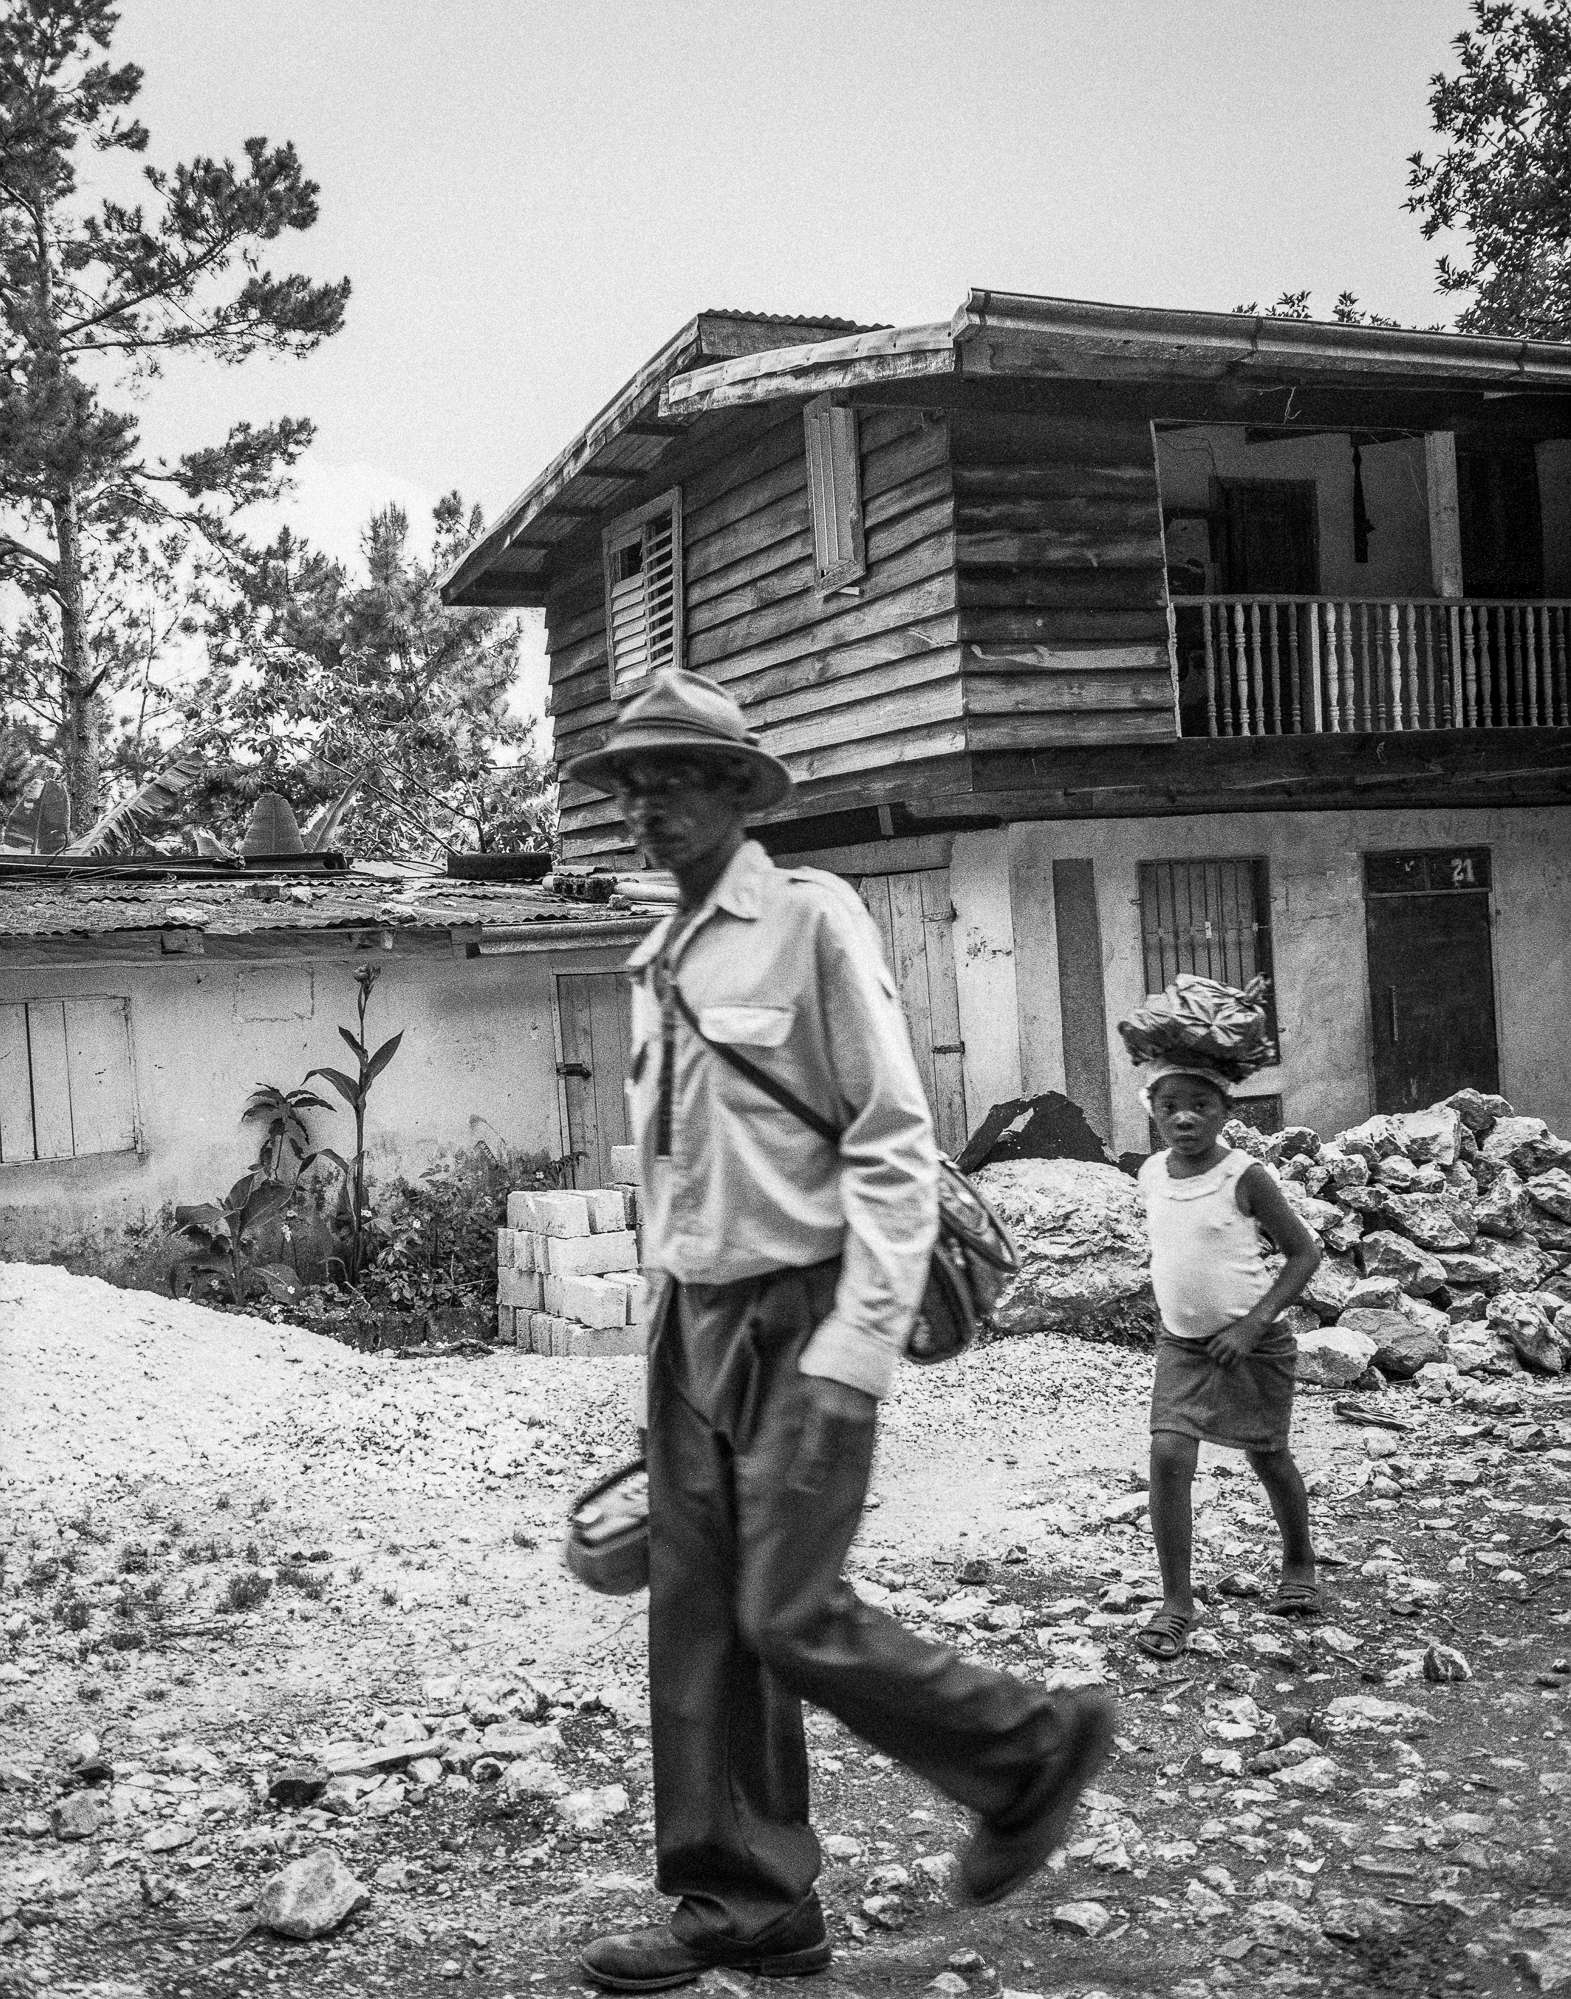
[1207,1164,1324,1368]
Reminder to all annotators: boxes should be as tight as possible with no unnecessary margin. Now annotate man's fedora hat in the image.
[564,668,794,810]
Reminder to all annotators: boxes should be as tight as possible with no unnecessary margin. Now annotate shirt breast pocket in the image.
[697,1004,794,1048]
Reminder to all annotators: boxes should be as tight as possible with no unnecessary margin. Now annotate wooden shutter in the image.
[64,997,136,1155]
[0,994,138,1163]
[0,1005,35,1162]
[804,395,866,594]
[603,488,683,696]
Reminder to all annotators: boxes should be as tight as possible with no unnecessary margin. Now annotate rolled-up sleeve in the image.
[796,901,940,1398]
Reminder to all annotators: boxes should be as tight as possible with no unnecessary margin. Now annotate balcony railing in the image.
[1170,595,1571,737]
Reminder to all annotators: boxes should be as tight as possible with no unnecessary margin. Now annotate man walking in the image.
[568,670,1113,1993]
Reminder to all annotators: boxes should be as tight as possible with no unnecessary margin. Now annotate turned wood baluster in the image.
[1527,606,1542,727]
[1217,602,1235,735]
[1306,600,1323,732]
[1384,602,1402,729]
[1357,602,1373,728]
[1233,603,1251,735]
[1267,603,1283,734]
[1202,601,1219,736]
[1287,603,1302,733]
[1509,606,1524,725]
[1247,602,1265,734]
[1404,602,1420,728]
[1338,600,1355,730]
[1460,605,1476,726]
[1479,607,1494,727]
[1557,606,1570,725]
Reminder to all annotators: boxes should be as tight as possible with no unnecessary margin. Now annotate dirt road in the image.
[3,1264,1570,1997]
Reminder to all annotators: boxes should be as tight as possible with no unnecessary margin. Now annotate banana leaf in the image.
[63,744,210,858]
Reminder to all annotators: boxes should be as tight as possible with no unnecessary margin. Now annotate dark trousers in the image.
[646,1258,1079,1947]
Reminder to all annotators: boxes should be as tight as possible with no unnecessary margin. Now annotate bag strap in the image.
[671,985,844,1144]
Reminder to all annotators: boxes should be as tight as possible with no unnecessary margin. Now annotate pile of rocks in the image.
[1236,1089,1571,1389]
[978,1088,1571,1390]
[496,1147,646,1359]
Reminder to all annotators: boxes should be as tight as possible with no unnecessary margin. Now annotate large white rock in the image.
[1293,1325,1378,1388]
[256,1849,370,1940]
[974,1158,1151,1337]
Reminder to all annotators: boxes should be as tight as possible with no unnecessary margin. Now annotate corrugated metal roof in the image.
[0,869,634,943]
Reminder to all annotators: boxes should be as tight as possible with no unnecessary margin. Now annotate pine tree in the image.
[0,0,348,828]
[192,495,553,860]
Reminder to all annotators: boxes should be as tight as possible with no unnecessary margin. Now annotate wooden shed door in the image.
[1364,848,1499,1112]
[556,973,634,1188]
[857,868,968,1155]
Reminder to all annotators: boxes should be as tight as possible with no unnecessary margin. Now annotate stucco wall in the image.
[948,807,1571,1159]
[0,944,575,1262]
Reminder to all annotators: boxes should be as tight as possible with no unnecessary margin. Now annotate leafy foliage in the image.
[308,963,402,1284]
[242,1081,333,1185]
[1231,291,1400,328]
[170,1172,298,1307]
[188,498,553,858]
[0,0,347,828]
[1408,0,1571,337]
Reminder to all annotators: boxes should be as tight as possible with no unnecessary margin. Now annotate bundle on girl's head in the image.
[1117,973,1275,1107]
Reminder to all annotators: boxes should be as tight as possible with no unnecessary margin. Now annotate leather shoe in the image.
[957,1688,1117,1906]
[579,1913,832,1992]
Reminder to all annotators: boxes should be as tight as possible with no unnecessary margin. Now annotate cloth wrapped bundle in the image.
[1117,973,1275,1085]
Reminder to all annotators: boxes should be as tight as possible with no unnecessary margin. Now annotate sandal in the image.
[1135,1609,1194,1660]
[1264,1581,1324,1619]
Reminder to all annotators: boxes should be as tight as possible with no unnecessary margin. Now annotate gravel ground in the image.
[3,1264,1571,1999]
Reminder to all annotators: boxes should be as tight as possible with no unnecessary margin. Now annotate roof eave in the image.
[952,289,1571,390]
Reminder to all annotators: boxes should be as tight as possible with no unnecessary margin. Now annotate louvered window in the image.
[1138,857,1278,1042]
[603,489,683,696]
[804,395,866,594]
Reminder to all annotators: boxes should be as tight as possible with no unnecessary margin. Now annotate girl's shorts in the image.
[1150,1321,1297,1453]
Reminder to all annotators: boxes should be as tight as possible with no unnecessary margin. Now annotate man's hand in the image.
[1207,1315,1269,1370]
[803,1375,878,1422]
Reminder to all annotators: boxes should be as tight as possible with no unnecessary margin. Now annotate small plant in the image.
[276,1563,326,1600]
[242,1082,335,1185]
[311,963,403,1286]
[379,1587,398,1608]
[510,1528,536,1550]
[170,1172,297,1307]
[348,1564,363,1584]
[54,1597,91,1632]
[119,1545,150,1574]
[107,1629,144,1652]
[222,1572,272,1614]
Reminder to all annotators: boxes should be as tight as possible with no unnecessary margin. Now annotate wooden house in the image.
[442,297,1571,1161]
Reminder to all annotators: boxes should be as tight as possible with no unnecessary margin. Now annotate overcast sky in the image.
[126,0,1470,720]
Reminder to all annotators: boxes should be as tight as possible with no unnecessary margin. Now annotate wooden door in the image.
[556,972,634,1188]
[1365,879,1499,1113]
[1217,480,1320,595]
[857,868,968,1155]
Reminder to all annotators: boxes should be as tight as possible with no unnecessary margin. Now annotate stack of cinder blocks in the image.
[497,1144,645,1357]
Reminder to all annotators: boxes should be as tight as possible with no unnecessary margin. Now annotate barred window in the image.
[1138,857,1278,1041]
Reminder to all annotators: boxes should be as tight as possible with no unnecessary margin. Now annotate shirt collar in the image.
[625,839,773,969]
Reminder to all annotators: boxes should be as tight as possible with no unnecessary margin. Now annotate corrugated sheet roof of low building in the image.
[0,867,633,941]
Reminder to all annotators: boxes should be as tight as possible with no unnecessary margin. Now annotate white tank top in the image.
[1137,1147,1276,1341]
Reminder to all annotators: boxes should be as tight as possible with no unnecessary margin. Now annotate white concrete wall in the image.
[948,830,1022,1123]
[0,944,578,1261]
[978,806,1571,1158]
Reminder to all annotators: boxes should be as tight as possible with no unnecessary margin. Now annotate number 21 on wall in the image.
[1451,855,1477,887]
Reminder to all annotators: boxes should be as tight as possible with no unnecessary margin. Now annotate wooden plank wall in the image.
[546,406,963,861]
[951,410,1178,748]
